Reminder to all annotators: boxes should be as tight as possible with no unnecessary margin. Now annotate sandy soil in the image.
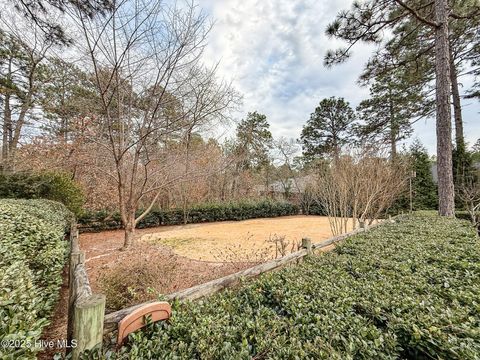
[76,216,340,310]
[141,215,338,261]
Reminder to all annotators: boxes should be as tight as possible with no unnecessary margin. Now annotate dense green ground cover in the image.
[105,213,479,359]
[0,199,71,359]
[78,200,300,232]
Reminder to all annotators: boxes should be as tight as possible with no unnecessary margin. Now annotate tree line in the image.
[1,0,479,248]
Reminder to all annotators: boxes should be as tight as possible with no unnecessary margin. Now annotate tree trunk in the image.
[2,94,12,173]
[435,0,455,216]
[2,58,13,173]
[390,131,397,161]
[182,129,193,224]
[265,165,270,198]
[389,93,397,161]
[122,215,136,250]
[450,54,464,148]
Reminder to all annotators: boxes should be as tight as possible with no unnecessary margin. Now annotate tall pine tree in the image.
[356,63,431,160]
[300,97,356,161]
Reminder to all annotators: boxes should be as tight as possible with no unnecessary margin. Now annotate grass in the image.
[151,236,201,249]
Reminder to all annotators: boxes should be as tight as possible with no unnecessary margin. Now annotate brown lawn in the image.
[141,215,340,261]
[72,215,342,314]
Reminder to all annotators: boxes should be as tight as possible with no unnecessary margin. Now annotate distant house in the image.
[255,175,315,201]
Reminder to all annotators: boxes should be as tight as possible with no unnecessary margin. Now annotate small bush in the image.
[0,199,71,359]
[0,171,84,216]
[100,264,158,311]
[99,260,179,312]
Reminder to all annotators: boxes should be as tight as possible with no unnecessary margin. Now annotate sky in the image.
[197,0,480,155]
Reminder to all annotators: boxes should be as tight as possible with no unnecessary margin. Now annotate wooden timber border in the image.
[67,223,106,359]
[103,217,396,335]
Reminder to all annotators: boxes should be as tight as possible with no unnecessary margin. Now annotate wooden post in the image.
[67,251,85,351]
[69,251,84,287]
[301,238,312,255]
[359,221,365,230]
[70,222,79,250]
[71,294,106,360]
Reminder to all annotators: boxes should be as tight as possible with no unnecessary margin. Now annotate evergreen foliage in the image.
[300,97,356,160]
[410,140,438,210]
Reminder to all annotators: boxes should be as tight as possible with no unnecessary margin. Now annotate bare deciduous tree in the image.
[76,0,238,249]
[457,172,480,234]
[270,137,302,200]
[314,147,408,235]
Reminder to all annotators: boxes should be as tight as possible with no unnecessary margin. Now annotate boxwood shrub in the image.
[104,213,480,359]
[0,199,72,359]
[78,200,300,232]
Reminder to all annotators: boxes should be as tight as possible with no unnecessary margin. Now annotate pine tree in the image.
[235,111,273,170]
[300,97,356,160]
[410,140,438,210]
[356,64,430,159]
[10,0,112,45]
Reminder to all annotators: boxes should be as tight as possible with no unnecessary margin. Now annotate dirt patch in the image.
[79,216,343,311]
[80,228,255,312]
[38,266,69,360]
[141,215,339,261]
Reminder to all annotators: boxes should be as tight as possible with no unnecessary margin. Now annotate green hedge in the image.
[103,213,480,359]
[0,199,71,359]
[301,201,326,215]
[0,172,84,216]
[78,200,300,232]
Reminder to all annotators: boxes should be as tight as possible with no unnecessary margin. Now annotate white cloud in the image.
[199,0,480,152]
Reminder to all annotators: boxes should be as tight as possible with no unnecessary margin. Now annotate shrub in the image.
[301,201,326,215]
[99,260,178,312]
[107,213,480,359]
[0,172,84,216]
[0,199,71,359]
[78,200,300,232]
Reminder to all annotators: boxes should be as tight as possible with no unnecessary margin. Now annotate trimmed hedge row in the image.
[0,199,71,359]
[104,213,480,359]
[78,200,300,232]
